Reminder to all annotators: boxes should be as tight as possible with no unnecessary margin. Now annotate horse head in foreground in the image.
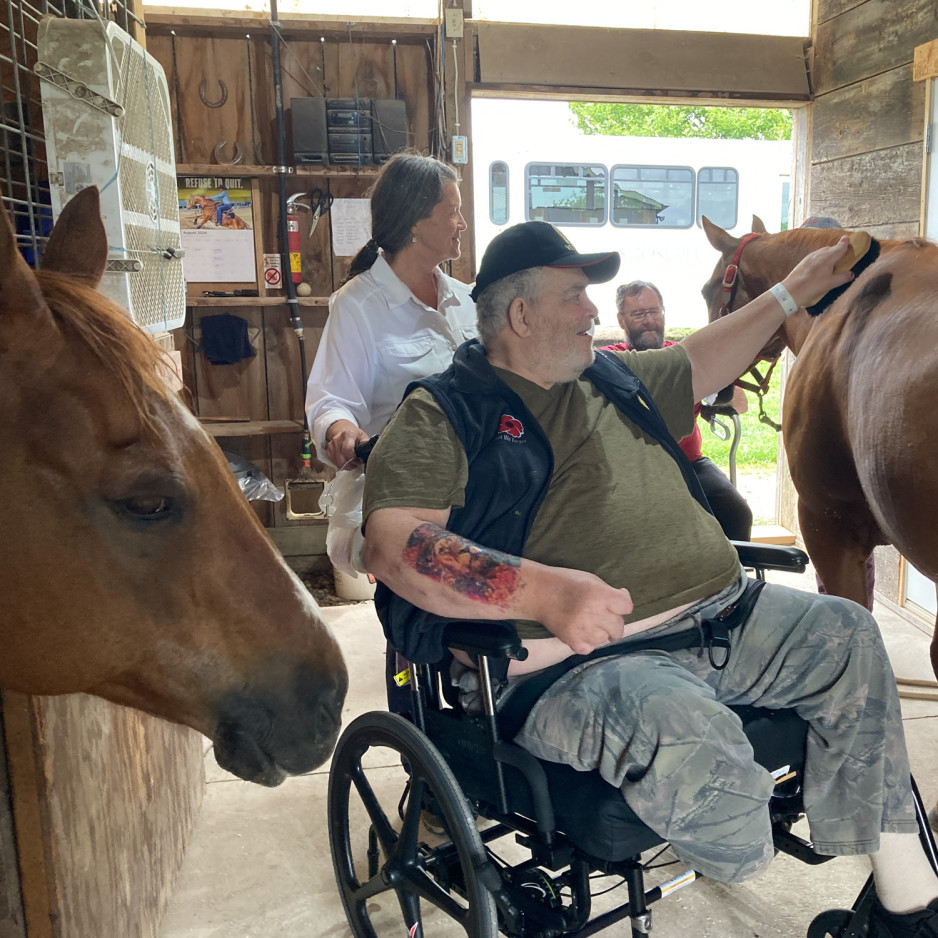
[702,215,938,680]
[0,187,348,784]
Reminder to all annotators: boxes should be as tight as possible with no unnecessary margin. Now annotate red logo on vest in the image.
[498,414,524,438]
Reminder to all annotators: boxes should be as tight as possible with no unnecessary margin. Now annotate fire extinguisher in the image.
[285,193,305,284]
[287,210,302,284]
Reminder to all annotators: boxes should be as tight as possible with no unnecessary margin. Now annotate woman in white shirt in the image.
[306,151,477,469]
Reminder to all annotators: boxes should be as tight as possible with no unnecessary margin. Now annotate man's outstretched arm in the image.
[365,505,633,656]
[683,235,853,402]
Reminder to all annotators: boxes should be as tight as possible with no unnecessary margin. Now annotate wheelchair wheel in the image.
[328,711,499,937]
[806,909,856,938]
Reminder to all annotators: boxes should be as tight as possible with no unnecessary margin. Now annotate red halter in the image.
[716,231,783,431]
[718,232,761,318]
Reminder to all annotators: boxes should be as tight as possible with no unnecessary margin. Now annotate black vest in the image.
[374,339,709,663]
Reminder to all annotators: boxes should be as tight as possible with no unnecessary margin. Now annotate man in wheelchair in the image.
[359,221,938,937]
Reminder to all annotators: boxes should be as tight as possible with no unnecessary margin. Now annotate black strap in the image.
[590,350,711,514]
[495,577,766,740]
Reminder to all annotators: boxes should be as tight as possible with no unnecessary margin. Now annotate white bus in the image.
[471,100,793,330]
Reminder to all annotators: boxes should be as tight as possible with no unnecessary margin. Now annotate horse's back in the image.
[795,237,938,573]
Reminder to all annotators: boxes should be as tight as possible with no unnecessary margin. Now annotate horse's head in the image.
[0,188,348,785]
[185,194,201,208]
[700,214,786,363]
[702,216,859,361]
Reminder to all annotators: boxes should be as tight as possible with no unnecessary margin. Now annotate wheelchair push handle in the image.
[353,434,380,464]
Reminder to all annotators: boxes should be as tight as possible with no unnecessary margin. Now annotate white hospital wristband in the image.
[769,282,799,317]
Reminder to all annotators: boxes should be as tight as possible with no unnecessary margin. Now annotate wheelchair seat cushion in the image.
[541,705,807,862]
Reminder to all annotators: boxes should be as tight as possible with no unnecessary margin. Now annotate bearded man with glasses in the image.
[603,280,753,541]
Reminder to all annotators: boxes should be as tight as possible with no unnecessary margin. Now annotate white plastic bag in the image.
[318,466,368,576]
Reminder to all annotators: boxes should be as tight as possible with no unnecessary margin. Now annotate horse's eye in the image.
[118,495,175,521]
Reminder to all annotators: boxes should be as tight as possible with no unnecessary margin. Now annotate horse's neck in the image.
[745,238,820,356]
[781,311,814,355]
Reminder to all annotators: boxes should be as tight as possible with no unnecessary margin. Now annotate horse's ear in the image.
[701,215,739,256]
[41,187,108,285]
[751,215,768,234]
[0,191,62,358]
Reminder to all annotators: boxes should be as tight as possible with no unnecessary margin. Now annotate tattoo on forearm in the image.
[404,523,521,606]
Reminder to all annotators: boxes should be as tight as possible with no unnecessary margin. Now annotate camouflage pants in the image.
[513,581,917,883]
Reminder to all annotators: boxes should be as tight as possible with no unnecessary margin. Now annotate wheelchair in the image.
[327,543,938,937]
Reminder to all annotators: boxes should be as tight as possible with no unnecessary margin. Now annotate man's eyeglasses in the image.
[626,307,664,321]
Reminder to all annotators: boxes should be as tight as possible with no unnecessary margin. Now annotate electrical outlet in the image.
[451,135,468,164]
[445,8,464,38]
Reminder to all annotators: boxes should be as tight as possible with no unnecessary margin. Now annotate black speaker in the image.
[371,99,408,163]
[291,97,328,165]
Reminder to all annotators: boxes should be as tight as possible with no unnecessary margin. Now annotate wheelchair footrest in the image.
[773,827,837,865]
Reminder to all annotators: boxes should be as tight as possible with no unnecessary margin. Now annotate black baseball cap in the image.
[470,221,620,302]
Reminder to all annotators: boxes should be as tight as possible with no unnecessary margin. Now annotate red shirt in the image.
[601,339,702,462]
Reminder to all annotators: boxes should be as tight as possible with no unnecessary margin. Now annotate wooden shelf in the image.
[187,296,330,307]
[201,419,303,438]
[176,163,380,178]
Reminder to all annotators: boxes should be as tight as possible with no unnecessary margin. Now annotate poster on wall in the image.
[177,176,256,283]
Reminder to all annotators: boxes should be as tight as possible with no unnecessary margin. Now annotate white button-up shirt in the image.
[305,254,477,466]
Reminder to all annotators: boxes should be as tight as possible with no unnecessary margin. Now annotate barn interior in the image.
[2,1,938,936]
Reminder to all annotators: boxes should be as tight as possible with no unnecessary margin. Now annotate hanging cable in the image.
[451,38,459,136]
[268,0,312,470]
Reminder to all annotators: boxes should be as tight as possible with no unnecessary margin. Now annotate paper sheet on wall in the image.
[180,229,256,283]
[330,199,371,257]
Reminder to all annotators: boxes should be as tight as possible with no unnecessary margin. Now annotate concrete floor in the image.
[159,567,938,938]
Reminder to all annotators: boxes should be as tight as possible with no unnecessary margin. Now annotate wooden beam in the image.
[914,38,938,81]
[2,694,53,938]
[470,83,810,108]
[474,23,810,101]
[143,8,438,41]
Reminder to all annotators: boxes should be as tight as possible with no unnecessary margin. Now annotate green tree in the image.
[568,102,792,140]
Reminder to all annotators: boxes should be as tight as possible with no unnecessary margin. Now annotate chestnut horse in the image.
[185,193,248,229]
[702,215,938,680]
[0,187,347,785]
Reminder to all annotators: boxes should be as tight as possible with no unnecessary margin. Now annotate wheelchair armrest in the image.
[731,541,809,572]
[442,620,529,662]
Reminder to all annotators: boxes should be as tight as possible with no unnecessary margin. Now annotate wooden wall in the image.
[1,693,203,938]
[808,0,937,238]
[775,0,938,603]
[143,15,452,559]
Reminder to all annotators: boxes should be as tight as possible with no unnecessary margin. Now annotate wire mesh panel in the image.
[36,15,185,330]
[1,0,142,268]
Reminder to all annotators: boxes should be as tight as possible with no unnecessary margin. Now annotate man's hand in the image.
[782,234,854,309]
[325,419,370,469]
[533,568,633,655]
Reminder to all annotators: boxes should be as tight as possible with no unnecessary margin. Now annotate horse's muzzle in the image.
[212,661,348,786]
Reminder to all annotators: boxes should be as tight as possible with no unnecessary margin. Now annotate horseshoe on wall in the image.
[213,140,244,165]
[199,79,228,108]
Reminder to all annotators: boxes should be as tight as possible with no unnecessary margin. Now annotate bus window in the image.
[611,165,694,228]
[525,162,607,226]
[697,167,738,229]
[489,160,510,226]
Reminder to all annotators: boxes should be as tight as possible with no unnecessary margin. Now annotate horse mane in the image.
[34,270,176,428]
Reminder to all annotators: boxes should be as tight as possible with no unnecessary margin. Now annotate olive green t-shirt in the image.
[363,345,740,637]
